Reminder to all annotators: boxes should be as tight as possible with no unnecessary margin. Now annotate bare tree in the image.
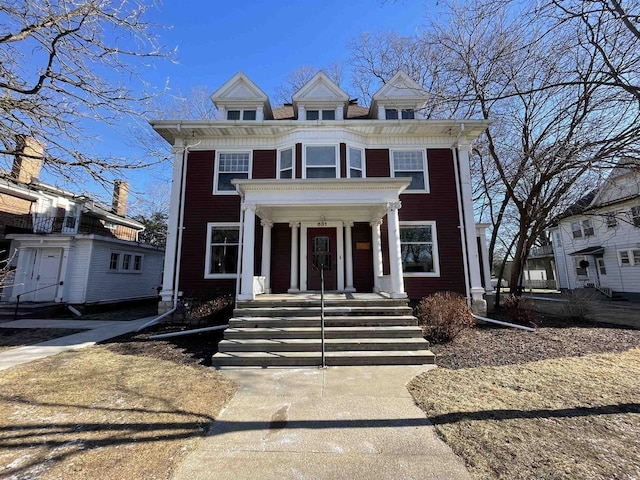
[0,0,173,184]
[349,0,640,299]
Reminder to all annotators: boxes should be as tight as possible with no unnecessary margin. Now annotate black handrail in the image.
[320,266,326,368]
[14,281,63,320]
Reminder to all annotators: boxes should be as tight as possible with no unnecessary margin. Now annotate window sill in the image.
[403,272,440,277]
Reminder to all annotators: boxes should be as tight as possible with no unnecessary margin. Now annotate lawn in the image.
[0,343,236,479]
[409,315,640,479]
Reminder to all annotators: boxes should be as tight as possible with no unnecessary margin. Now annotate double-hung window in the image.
[305,146,338,178]
[574,256,588,276]
[391,150,428,192]
[571,219,594,238]
[385,108,415,119]
[399,222,439,275]
[278,147,294,179]
[215,152,250,193]
[631,206,640,227]
[605,213,618,229]
[205,223,240,277]
[348,147,365,178]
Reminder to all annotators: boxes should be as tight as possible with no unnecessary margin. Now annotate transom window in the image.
[399,222,439,275]
[227,109,257,120]
[348,147,364,178]
[215,152,250,193]
[305,145,338,178]
[278,147,294,179]
[306,110,335,120]
[205,223,240,277]
[391,150,428,191]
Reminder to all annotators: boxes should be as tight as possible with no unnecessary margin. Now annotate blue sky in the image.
[45,0,430,210]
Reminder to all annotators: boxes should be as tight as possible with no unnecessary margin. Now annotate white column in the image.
[370,219,383,292]
[458,140,487,314]
[256,105,264,121]
[476,224,494,294]
[344,221,355,292]
[298,105,306,121]
[239,203,256,300]
[386,201,407,298]
[261,219,273,293]
[378,104,386,119]
[159,142,185,310]
[336,105,344,120]
[288,222,300,292]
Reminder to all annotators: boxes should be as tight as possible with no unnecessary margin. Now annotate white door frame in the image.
[300,221,344,292]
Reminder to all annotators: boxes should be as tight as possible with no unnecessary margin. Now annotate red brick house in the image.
[152,71,492,316]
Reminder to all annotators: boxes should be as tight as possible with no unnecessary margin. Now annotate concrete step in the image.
[218,337,429,352]
[236,299,410,309]
[233,306,413,317]
[224,326,423,340]
[212,349,435,368]
[228,315,418,328]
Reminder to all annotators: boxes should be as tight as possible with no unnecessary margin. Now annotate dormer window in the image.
[306,109,335,120]
[385,108,415,120]
[226,109,257,121]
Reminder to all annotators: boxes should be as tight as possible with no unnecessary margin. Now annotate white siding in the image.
[83,240,163,303]
[65,240,93,303]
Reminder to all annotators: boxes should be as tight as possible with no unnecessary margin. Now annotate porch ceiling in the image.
[233,178,410,223]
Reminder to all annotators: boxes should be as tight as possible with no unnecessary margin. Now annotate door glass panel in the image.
[312,236,331,270]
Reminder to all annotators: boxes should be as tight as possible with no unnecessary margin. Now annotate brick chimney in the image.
[112,180,129,217]
[11,136,44,183]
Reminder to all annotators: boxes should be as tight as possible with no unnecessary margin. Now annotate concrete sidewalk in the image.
[0,317,154,371]
[172,366,471,480]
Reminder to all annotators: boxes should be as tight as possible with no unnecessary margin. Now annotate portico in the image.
[233,178,411,300]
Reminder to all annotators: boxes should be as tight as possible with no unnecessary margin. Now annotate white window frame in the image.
[390,149,429,193]
[399,221,440,277]
[306,109,336,120]
[108,250,144,273]
[618,250,632,267]
[582,219,594,236]
[277,147,295,179]
[213,151,252,195]
[347,146,366,178]
[631,206,640,227]
[384,108,416,120]
[226,109,257,121]
[302,144,339,179]
[604,212,618,229]
[204,222,240,279]
[574,256,589,276]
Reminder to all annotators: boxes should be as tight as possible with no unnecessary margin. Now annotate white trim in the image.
[390,149,429,193]
[204,222,240,279]
[213,150,252,195]
[302,144,339,179]
[347,146,366,178]
[399,221,440,277]
[277,146,295,179]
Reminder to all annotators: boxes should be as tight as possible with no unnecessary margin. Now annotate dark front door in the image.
[307,228,337,290]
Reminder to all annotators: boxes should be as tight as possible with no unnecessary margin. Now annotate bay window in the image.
[278,147,294,179]
[348,147,364,178]
[305,145,338,178]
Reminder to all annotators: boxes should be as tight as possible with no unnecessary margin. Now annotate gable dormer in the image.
[370,71,430,120]
[292,71,350,121]
[210,72,273,121]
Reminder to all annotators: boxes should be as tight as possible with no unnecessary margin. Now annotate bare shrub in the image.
[503,295,540,327]
[415,292,475,344]
[182,295,234,326]
[561,290,600,321]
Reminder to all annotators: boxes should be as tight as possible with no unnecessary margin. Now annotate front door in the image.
[30,248,62,302]
[307,228,337,290]
[595,257,607,287]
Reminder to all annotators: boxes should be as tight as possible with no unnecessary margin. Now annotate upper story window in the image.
[227,109,257,120]
[391,150,428,192]
[215,152,250,193]
[385,108,415,120]
[348,147,364,178]
[571,219,594,238]
[304,145,338,178]
[278,147,294,179]
[605,212,618,229]
[306,109,335,120]
[631,206,640,227]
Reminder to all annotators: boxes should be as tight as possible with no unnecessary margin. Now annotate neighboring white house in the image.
[551,162,640,298]
[0,140,164,305]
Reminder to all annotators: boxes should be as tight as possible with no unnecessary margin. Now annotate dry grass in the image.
[409,349,640,480]
[0,346,236,480]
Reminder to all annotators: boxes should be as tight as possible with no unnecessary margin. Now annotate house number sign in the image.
[317,221,327,226]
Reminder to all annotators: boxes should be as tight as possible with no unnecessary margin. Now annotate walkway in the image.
[0,317,154,371]
[172,366,472,480]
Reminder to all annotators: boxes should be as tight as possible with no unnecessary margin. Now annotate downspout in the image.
[452,145,471,305]
[235,200,245,300]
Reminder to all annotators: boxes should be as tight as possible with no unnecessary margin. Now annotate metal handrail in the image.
[320,265,326,368]
[14,281,63,320]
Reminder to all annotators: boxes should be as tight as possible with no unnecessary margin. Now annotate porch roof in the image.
[569,246,604,256]
[233,178,411,223]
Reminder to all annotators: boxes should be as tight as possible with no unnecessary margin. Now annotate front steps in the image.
[213,295,434,367]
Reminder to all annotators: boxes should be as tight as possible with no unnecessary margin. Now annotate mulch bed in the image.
[430,313,640,369]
